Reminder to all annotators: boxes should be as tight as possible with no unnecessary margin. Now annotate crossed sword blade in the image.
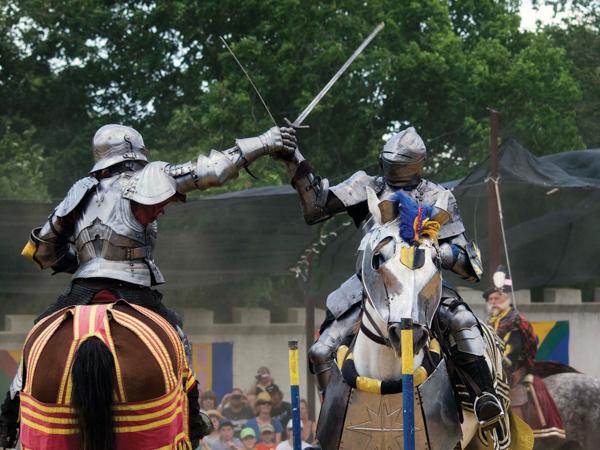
[292,21,384,127]
[220,21,385,128]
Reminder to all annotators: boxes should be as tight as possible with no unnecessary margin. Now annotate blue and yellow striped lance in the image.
[288,341,302,450]
[401,319,415,450]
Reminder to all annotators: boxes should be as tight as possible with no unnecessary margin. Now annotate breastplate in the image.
[72,173,164,286]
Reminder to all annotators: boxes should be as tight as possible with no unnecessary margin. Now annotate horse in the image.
[316,187,531,450]
[17,299,201,450]
[533,371,600,450]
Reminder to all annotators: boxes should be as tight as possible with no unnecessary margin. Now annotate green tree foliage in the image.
[0,0,591,200]
[0,118,50,201]
[535,0,600,149]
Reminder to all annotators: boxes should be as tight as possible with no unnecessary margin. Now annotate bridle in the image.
[359,290,392,347]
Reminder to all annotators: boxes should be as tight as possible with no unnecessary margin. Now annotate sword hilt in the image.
[284,117,309,130]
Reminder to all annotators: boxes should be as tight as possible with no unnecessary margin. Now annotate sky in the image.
[519,0,569,30]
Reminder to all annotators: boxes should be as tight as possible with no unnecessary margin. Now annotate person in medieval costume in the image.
[0,123,297,448]
[276,126,503,427]
[485,268,566,442]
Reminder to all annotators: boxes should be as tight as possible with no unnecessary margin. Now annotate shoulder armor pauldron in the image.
[330,171,381,207]
[55,177,99,218]
[122,161,177,205]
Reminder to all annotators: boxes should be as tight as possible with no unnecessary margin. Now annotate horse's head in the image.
[360,186,451,356]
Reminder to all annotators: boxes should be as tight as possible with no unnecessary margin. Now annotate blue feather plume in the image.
[390,191,432,245]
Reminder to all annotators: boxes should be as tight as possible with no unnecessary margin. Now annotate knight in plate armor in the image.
[0,123,297,448]
[277,126,503,426]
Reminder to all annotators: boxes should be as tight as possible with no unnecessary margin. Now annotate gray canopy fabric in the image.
[450,139,600,293]
[0,139,597,319]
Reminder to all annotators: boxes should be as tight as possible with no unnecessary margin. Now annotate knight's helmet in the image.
[90,124,148,173]
[379,126,426,186]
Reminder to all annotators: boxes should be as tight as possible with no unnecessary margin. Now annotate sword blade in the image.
[293,22,385,127]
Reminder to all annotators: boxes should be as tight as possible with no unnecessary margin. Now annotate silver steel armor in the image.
[23,124,297,286]
[23,177,99,272]
[165,127,293,193]
[379,126,426,187]
[281,127,488,400]
[325,274,363,319]
[91,124,148,173]
[437,297,486,356]
[72,172,163,286]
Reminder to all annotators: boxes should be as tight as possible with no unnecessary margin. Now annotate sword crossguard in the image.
[284,117,310,130]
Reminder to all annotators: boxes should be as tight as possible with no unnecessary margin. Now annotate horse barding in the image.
[316,187,534,450]
[17,299,203,450]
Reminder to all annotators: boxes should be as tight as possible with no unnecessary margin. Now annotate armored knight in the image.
[278,126,503,426]
[0,123,297,448]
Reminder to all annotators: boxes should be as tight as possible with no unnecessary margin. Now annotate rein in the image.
[360,304,390,347]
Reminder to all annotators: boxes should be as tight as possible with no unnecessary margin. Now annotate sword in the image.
[290,22,385,128]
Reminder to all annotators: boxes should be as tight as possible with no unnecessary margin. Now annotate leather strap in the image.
[361,307,390,347]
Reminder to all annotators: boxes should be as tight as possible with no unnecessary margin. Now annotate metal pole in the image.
[400,319,415,450]
[487,109,501,276]
[288,341,302,450]
[304,294,316,419]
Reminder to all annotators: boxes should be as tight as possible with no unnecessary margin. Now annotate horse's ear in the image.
[431,190,451,226]
[366,186,383,225]
[378,200,399,224]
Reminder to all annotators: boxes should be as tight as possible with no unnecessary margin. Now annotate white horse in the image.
[316,187,531,450]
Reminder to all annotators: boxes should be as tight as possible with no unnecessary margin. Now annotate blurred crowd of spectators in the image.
[197,366,317,450]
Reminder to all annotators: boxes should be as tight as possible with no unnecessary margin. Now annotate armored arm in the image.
[280,149,383,225]
[165,127,296,193]
[438,233,483,282]
[22,177,97,273]
[280,151,345,225]
[22,212,78,273]
[431,189,483,282]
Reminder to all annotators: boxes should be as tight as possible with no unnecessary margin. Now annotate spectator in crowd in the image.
[245,392,283,443]
[247,367,274,403]
[240,427,258,450]
[266,385,292,438]
[299,399,317,444]
[221,388,255,438]
[210,419,242,450]
[275,420,310,450]
[202,410,224,448]
[255,424,277,450]
[201,390,219,412]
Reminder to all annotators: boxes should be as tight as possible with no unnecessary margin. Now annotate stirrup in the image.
[474,393,504,429]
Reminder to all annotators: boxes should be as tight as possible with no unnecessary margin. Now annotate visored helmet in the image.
[379,126,426,187]
[90,124,148,173]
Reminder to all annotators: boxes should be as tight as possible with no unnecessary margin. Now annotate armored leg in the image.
[436,294,502,427]
[309,304,361,394]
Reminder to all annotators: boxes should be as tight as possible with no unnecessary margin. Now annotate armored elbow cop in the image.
[291,160,335,224]
[439,241,483,282]
[167,127,286,193]
[22,220,77,273]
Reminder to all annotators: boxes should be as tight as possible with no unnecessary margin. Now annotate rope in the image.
[489,176,518,310]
